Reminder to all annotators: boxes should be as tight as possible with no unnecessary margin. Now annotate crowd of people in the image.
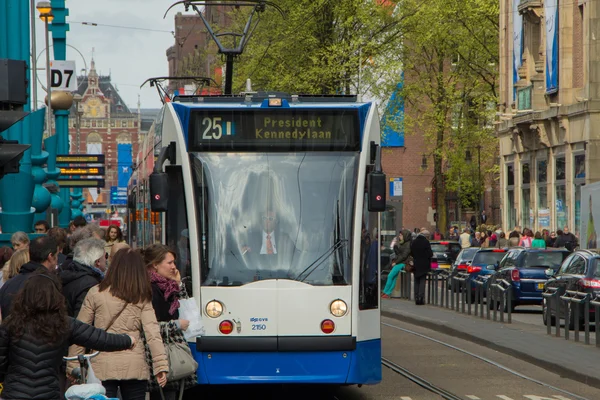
[446,225,579,251]
[0,216,196,400]
[381,223,580,306]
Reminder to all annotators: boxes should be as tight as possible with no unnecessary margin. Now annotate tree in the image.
[399,0,499,231]
[224,0,413,97]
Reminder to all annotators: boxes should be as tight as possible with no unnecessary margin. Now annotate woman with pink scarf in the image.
[141,244,197,400]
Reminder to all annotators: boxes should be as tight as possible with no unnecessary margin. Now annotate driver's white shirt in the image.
[261,231,278,254]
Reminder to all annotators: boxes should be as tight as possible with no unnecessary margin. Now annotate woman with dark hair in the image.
[68,249,168,400]
[532,231,546,248]
[105,225,125,259]
[0,272,134,400]
[142,244,197,400]
[519,228,534,248]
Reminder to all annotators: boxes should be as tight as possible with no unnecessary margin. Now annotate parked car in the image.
[447,247,479,289]
[487,248,571,312]
[430,241,462,270]
[450,248,508,298]
[543,249,600,329]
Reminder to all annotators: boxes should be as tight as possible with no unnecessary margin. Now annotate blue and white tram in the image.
[145,93,384,385]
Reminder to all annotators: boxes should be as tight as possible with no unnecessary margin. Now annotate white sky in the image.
[33,0,190,110]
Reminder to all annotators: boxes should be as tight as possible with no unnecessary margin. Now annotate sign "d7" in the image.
[49,60,77,91]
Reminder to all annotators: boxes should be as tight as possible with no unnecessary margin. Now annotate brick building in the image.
[67,59,140,210]
[496,0,600,235]
[166,7,233,94]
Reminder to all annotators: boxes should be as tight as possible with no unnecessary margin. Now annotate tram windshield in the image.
[191,152,358,286]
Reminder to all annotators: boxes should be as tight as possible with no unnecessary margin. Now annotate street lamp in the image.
[37,1,53,136]
[72,93,84,153]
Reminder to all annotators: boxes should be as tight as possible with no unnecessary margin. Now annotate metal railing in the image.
[389,268,512,324]
[489,279,513,323]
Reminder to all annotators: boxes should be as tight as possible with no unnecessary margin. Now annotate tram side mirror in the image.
[367,171,386,212]
[150,172,169,212]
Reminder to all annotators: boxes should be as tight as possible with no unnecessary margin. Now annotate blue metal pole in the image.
[0,0,38,240]
[55,109,71,228]
[50,0,72,228]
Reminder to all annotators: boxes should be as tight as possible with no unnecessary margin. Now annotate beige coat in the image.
[67,285,169,381]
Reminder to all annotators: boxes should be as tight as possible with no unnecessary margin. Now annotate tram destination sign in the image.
[60,166,105,175]
[55,178,105,188]
[189,108,360,151]
[56,154,105,164]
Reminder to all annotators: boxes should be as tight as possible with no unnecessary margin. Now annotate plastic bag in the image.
[86,361,102,385]
[64,383,105,400]
[178,297,205,341]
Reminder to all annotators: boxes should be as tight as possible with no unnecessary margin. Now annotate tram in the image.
[128,92,385,385]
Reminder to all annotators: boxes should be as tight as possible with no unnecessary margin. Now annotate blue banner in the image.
[381,80,404,147]
[545,0,558,93]
[513,0,523,99]
[117,143,132,188]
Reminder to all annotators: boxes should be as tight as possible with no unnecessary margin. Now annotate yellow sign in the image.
[60,167,105,175]
[56,154,105,164]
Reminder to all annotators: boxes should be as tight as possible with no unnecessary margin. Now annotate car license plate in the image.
[537,283,544,290]
[438,264,451,269]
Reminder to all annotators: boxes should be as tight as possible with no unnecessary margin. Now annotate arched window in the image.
[116,132,132,144]
[86,132,102,154]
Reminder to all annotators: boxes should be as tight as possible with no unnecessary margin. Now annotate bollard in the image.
[592,295,600,348]
[467,278,472,316]
[584,294,590,345]
[450,276,456,311]
[507,284,512,324]
[499,285,505,323]
[542,287,559,336]
[486,278,491,320]
[492,284,498,322]
[560,293,571,341]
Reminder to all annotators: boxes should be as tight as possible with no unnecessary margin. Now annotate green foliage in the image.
[225,0,410,96]
[399,0,499,225]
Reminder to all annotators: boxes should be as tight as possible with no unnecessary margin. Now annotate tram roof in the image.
[170,93,371,109]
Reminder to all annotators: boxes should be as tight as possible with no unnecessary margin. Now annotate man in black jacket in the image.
[0,236,59,318]
[410,229,433,305]
[60,237,107,317]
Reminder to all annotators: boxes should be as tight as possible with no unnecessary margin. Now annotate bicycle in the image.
[63,352,118,400]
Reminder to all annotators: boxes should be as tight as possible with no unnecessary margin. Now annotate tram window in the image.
[165,166,191,294]
[359,192,379,310]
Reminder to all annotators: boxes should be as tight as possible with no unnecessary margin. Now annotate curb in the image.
[381,308,600,390]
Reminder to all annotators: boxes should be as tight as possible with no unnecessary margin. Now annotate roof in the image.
[74,74,132,114]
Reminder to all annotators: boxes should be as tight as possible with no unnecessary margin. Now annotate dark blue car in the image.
[487,248,571,312]
[450,248,508,299]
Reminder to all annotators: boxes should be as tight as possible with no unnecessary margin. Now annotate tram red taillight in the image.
[219,320,234,335]
[321,319,335,334]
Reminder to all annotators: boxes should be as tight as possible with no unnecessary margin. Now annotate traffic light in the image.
[0,110,30,178]
[368,170,387,212]
[150,172,169,212]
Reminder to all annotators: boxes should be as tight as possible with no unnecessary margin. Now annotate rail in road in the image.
[378,320,588,400]
[332,316,600,400]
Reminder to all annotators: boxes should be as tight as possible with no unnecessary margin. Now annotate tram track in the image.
[381,356,463,400]
[381,321,590,400]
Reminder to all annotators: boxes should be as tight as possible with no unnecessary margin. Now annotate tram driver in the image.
[241,209,295,258]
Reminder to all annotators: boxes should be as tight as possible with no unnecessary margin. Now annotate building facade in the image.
[497,0,599,235]
[166,7,232,94]
[67,59,141,210]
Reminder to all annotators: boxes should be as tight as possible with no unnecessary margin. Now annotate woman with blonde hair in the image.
[67,248,168,399]
[4,249,29,283]
[142,244,197,400]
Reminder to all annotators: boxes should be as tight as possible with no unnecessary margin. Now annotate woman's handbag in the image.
[165,339,198,381]
[404,256,415,273]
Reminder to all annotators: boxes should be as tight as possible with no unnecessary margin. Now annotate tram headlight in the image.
[205,300,224,318]
[329,299,348,317]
